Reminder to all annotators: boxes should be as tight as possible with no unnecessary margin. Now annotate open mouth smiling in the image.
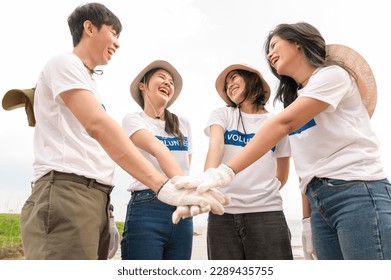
[159,87,170,97]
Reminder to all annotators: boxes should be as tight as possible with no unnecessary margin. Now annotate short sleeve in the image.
[122,112,147,138]
[299,65,353,112]
[204,107,228,137]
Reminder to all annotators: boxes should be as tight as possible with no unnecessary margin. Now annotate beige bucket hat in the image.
[130,60,183,108]
[215,63,271,106]
[326,44,377,117]
[2,88,36,126]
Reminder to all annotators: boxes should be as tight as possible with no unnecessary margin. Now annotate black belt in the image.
[39,170,114,194]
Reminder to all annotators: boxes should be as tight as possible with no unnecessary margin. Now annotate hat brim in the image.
[326,44,377,117]
[2,88,36,126]
[215,64,271,106]
[2,88,34,110]
[130,60,183,108]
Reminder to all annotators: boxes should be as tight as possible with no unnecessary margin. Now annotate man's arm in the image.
[60,89,166,191]
[130,129,184,178]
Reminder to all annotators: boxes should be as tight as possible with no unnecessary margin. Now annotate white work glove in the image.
[172,188,231,224]
[108,217,120,259]
[302,217,316,260]
[172,205,203,224]
[157,180,229,216]
[172,164,235,193]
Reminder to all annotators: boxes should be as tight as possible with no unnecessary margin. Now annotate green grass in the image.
[0,213,124,259]
[0,213,22,247]
[116,220,124,236]
[0,213,23,259]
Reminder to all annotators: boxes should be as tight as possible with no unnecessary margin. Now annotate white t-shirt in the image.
[290,65,386,193]
[33,52,115,185]
[205,107,291,214]
[122,111,192,191]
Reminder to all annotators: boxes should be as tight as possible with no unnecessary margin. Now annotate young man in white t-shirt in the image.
[18,3,225,260]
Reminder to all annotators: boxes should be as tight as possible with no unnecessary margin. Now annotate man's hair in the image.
[67,2,122,47]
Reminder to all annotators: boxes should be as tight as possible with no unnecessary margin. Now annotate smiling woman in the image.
[120,60,196,260]
[199,63,293,260]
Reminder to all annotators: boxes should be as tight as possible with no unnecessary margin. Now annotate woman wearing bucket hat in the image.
[201,63,293,260]
[172,22,391,260]
[120,60,229,260]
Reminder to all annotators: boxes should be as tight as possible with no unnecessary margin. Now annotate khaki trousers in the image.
[20,171,113,259]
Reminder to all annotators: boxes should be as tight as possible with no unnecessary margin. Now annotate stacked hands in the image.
[157,164,235,224]
[158,164,319,259]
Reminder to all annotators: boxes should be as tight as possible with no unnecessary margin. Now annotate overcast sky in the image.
[1,0,390,224]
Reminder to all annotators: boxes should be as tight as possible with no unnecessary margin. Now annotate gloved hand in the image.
[157,180,229,215]
[302,217,316,260]
[108,217,120,259]
[171,164,235,193]
[171,188,231,224]
[172,206,201,224]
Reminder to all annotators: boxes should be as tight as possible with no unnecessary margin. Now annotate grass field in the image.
[0,213,124,260]
[0,213,23,259]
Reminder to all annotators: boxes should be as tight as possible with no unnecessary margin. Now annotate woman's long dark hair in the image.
[139,68,185,146]
[264,22,354,108]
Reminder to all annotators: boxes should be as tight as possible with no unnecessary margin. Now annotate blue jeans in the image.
[207,211,293,260]
[121,189,193,260]
[306,177,391,259]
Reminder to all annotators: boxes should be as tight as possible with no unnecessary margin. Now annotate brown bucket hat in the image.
[326,44,377,117]
[215,63,271,106]
[2,88,36,126]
